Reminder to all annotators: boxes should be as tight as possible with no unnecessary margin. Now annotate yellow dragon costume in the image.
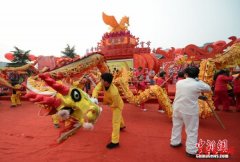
[24,54,109,143]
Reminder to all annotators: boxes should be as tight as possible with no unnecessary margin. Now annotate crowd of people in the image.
[130,66,168,112]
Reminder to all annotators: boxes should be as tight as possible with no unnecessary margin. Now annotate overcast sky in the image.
[0,0,239,62]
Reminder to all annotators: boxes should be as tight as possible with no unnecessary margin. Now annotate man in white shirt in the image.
[170,66,211,157]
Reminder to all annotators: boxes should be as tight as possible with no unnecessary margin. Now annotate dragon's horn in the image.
[38,96,61,107]
[25,92,61,107]
[39,73,69,95]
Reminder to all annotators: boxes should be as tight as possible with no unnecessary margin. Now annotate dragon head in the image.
[25,73,102,127]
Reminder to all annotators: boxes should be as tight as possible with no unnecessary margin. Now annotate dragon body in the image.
[48,53,109,79]
[113,68,173,118]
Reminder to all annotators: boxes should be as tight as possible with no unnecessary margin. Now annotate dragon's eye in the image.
[71,89,81,102]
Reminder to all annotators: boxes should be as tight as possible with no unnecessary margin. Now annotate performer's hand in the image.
[198,95,207,101]
[73,123,81,128]
[83,122,94,130]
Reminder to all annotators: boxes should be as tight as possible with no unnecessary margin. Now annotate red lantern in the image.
[5,53,14,61]
[142,54,155,70]
[133,54,146,69]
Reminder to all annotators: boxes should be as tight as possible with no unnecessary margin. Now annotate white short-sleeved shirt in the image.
[173,78,211,115]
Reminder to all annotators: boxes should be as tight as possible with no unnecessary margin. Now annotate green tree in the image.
[11,46,31,64]
[61,44,77,58]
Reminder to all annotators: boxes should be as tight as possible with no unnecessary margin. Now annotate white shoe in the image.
[142,108,147,112]
[158,110,165,113]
